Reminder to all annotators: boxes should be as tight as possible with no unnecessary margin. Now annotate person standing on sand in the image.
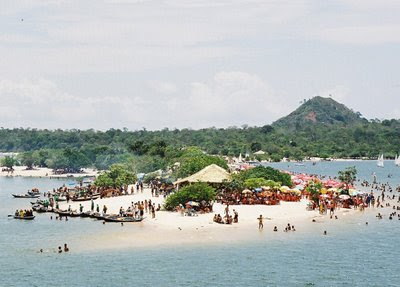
[225,204,230,217]
[257,215,264,230]
[96,204,100,213]
[103,205,107,214]
[91,199,94,211]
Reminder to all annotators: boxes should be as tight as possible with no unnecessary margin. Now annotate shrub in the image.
[164,182,216,211]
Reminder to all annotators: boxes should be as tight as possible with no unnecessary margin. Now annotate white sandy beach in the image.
[0,166,99,178]
[59,186,366,251]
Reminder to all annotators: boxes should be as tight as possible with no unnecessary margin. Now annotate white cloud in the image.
[0,72,291,129]
[181,71,290,128]
[0,1,399,129]
[149,81,178,95]
[320,25,400,45]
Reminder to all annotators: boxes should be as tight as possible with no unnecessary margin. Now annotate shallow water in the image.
[1,162,399,287]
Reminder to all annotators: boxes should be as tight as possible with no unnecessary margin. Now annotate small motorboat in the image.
[80,211,94,218]
[57,210,75,216]
[12,193,40,199]
[91,212,111,220]
[103,216,144,223]
[68,211,82,217]
[71,194,100,202]
[13,215,35,220]
[32,205,48,213]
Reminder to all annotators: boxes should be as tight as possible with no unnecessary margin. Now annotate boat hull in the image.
[14,216,35,220]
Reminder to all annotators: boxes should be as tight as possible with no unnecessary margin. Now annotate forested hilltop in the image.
[1,97,399,172]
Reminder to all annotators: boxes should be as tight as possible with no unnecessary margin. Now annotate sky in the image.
[0,0,399,130]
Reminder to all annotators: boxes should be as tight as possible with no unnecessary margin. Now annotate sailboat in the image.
[395,154,400,166]
[377,154,384,168]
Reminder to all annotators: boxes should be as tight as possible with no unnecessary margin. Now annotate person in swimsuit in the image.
[258,215,264,230]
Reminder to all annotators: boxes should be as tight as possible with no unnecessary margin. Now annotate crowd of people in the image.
[15,209,33,217]
[216,189,301,206]
[213,204,239,224]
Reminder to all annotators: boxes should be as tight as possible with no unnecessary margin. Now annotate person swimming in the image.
[63,243,69,252]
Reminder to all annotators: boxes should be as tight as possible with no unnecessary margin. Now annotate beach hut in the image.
[174,164,231,186]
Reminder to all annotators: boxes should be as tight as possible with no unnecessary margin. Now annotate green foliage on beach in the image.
[236,166,292,187]
[1,156,15,169]
[338,166,357,188]
[244,178,270,189]
[94,164,137,188]
[2,97,400,172]
[164,182,216,211]
[306,181,323,204]
[174,147,228,179]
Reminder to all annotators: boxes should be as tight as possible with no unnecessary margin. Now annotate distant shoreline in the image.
[0,166,98,178]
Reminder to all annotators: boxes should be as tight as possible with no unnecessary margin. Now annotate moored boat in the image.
[13,215,35,220]
[71,194,100,202]
[32,205,49,213]
[12,193,40,198]
[103,216,144,223]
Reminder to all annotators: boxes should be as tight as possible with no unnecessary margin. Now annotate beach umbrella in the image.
[186,201,199,206]
[255,188,262,192]
[290,188,301,195]
[320,188,327,194]
[328,188,338,192]
[339,195,350,200]
[280,186,290,192]
[261,186,271,190]
[349,189,362,196]
[242,189,252,194]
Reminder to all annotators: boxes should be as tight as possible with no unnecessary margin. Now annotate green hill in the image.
[273,96,366,129]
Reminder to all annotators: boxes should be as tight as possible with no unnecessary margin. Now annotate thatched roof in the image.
[174,164,231,185]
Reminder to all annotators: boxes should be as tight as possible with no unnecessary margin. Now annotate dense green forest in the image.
[1,97,399,173]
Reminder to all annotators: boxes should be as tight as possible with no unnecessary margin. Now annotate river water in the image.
[0,161,399,287]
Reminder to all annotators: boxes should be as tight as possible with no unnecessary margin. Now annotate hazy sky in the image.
[1,0,399,130]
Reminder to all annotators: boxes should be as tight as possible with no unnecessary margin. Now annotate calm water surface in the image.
[1,162,399,287]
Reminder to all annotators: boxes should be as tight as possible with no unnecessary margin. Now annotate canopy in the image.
[174,164,231,185]
[186,201,199,206]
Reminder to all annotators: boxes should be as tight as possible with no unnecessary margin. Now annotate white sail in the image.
[377,154,384,167]
[395,154,400,166]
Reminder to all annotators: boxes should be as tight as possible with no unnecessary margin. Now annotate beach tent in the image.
[174,164,231,185]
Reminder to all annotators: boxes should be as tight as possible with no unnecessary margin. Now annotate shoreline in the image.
[57,186,378,252]
[0,158,384,178]
[0,166,98,178]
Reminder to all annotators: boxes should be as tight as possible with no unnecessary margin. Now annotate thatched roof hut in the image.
[174,164,231,185]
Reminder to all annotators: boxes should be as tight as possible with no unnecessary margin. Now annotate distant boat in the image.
[377,154,384,168]
[395,154,400,166]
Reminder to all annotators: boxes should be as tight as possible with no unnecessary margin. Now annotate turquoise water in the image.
[1,162,399,287]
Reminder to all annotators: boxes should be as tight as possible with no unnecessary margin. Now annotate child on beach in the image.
[257,215,264,230]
